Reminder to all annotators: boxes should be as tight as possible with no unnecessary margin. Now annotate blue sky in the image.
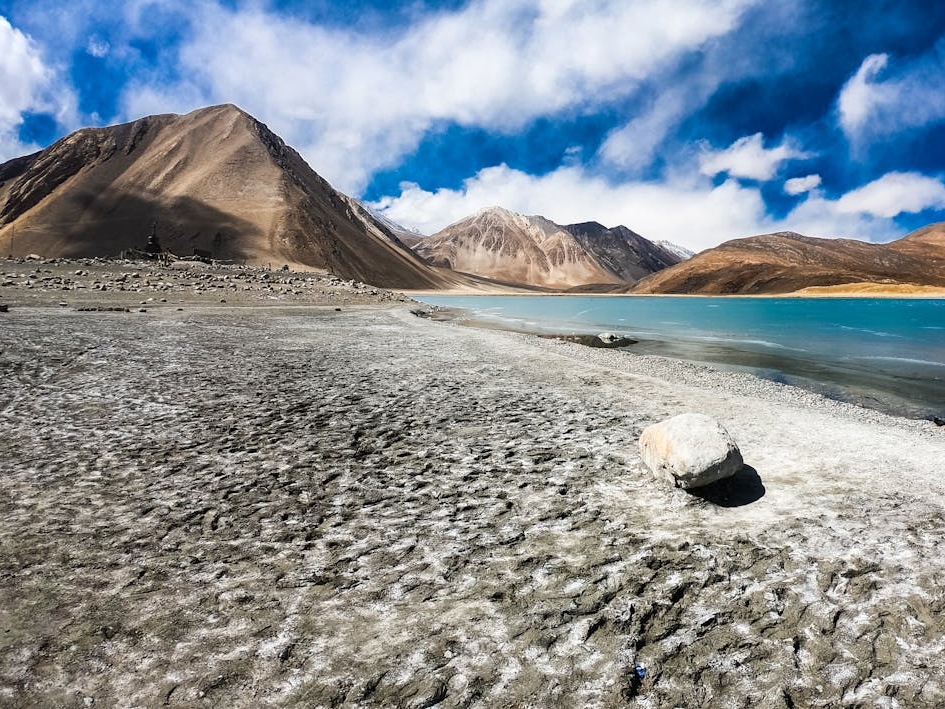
[3,0,945,249]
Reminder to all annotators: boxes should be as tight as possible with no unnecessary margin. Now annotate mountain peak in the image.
[474,205,523,220]
[414,208,681,289]
[0,105,449,288]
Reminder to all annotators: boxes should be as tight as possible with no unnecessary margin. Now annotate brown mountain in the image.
[0,104,449,289]
[413,206,682,289]
[632,227,945,294]
[564,221,683,282]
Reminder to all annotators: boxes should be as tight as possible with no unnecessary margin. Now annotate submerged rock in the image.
[639,413,743,489]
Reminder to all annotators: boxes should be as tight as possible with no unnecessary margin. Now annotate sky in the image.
[3,0,945,250]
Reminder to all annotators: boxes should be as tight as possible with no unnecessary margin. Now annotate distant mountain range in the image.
[412,207,683,289]
[2,104,944,294]
[632,227,945,294]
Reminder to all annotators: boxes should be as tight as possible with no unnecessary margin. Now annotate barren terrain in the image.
[0,105,452,289]
[2,259,945,707]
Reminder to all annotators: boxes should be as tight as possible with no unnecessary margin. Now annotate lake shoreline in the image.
[416,294,945,422]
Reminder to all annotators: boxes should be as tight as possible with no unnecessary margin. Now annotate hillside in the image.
[413,207,681,289]
[632,228,945,294]
[0,105,451,289]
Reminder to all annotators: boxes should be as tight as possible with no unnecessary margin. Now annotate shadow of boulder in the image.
[687,465,765,507]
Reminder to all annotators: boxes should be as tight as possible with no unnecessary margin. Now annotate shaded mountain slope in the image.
[564,221,683,282]
[0,104,448,289]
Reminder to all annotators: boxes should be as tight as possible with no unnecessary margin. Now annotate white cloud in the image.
[837,53,890,138]
[699,132,811,181]
[0,15,77,161]
[833,172,945,218]
[784,174,821,195]
[0,19,44,160]
[598,87,694,172]
[120,0,755,192]
[780,172,945,241]
[371,164,935,247]
[369,163,772,251]
[0,17,50,122]
[838,50,945,145]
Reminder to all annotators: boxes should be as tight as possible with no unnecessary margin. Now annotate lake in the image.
[415,295,945,420]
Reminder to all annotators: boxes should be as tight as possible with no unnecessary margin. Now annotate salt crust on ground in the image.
[2,263,945,707]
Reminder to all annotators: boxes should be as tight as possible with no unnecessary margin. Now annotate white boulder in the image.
[638,413,743,489]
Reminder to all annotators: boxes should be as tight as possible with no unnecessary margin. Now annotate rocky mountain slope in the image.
[564,221,683,282]
[0,105,450,289]
[413,207,682,289]
[632,227,945,294]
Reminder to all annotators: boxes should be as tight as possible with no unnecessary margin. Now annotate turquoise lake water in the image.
[416,295,945,420]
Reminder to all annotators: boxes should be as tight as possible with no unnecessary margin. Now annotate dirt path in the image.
[2,304,944,707]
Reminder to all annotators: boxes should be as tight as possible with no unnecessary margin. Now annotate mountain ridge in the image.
[412,206,683,289]
[0,104,452,289]
[4,104,943,294]
[631,226,945,294]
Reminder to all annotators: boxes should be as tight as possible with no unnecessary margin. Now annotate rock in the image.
[638,413,743,489]
[598,332,620,343]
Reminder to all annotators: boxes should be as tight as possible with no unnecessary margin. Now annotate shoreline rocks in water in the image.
[539,333,639,348]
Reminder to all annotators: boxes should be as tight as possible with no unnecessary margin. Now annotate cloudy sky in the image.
[3,0,945,249]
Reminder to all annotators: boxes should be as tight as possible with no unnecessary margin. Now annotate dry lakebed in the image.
[2,259,945,707]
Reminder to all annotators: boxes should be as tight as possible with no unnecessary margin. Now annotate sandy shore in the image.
[2,260,945,707]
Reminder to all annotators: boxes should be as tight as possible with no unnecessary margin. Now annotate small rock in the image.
[638,413,743,489]
[598,332,620,343]
[58,301,68,307]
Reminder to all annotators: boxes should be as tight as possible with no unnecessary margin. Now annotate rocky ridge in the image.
[413,206,682,289]
[0,105,452,289]
[633,226,945,294]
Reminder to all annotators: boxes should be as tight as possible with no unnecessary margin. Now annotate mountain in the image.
[412,206,682,289]
[632,227,945,294]
[564,221,683,282]
[656,240,696,261]
[360,201,427,247]
[0,104,449,289]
